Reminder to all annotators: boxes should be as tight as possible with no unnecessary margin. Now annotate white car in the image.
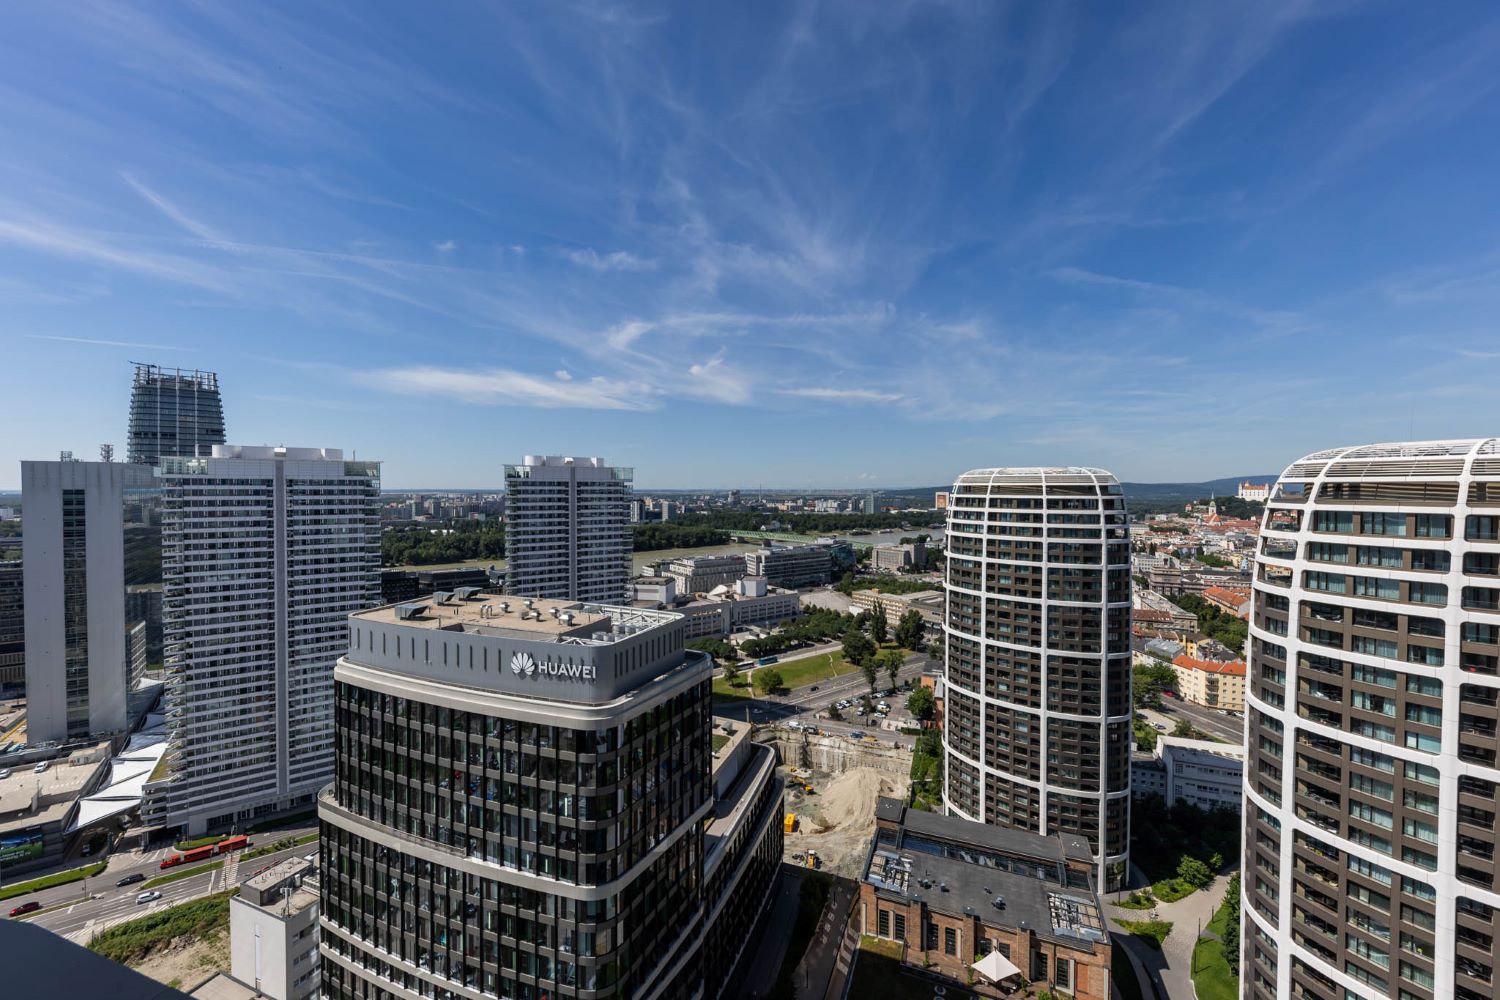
[135,890,162,904]
[0,769,10,780]
[33,761,49,774]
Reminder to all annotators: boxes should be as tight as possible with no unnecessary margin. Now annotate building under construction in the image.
[126,363,226,466]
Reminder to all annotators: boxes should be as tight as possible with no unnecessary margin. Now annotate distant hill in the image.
[882,476,1277,502]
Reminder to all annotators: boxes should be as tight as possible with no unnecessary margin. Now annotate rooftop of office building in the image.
[353,592,667,642]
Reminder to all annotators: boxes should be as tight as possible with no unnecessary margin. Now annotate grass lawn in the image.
[243,832,318,862]
[1192,890,1239,1000]
[1113,943,1145,1000]
[713,651,856,699]
[143,859,224,889]
[711,733,730,753]
[1116,890,1157,910]
[1113,918,1173,950]
[0,861,107,901]
[1152,877,1198,902]
[845,936,974,1000]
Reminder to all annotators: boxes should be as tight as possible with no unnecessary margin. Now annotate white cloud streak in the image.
[358,366,655,410]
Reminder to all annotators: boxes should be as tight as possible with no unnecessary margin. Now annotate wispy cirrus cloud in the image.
[779,387,903,403]
[27,333,189,351]
[561,248,656,272]
[358,365,654,410]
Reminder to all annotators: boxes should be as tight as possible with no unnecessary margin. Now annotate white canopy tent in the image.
[971,949,1023,983]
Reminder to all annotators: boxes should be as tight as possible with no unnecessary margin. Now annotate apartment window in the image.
[1350,773,1394,801]
[1400,905,1436,931]
[1400,960,1435,989]
[1349,855,1393,885]
[1360,512,1407,536]
[1402,789,1438,815]
[1305,571,1347,594]
[1404,704,1441,727]
[1351,664,1396,688]
[1314,511,1355,533]
[1413,514,1451,538]
[1351,747,1395,772]
[1350,800,1393,829]
[1410,549,1450,571]
[1346,933,1391,970]
[1405,675,1441,696]
[1356,546,1403,568]
[1402,817,1439,844]
[1055,957,1071,991]
[1407,582,1448,606]
[1404,731,1440,753]
[1467,515,1500,541]
[1352,576,1400,600]
[944,927,957,956]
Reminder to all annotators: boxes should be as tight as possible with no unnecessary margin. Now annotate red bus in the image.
[215,835,249,855]
[159,845,216,869]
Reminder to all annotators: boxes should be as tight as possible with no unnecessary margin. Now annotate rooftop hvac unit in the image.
[454,586,480,601]
[499,602,510,613]
[561,613,575,625]
[395,603,427,621]
[525,598,535,608]
[433,591,454,605]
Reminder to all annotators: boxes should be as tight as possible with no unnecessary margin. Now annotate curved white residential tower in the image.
[942,467,1133,891]
[1243,439,1500,1000]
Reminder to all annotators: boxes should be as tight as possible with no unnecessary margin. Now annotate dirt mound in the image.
[814,767,902,832]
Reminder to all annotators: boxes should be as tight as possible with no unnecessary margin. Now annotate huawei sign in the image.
[510,650,597,682]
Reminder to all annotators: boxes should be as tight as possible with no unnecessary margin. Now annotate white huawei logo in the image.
[510,652,536,677]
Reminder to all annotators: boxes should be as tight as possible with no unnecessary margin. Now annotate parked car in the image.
[849,731,865,740]
[1153,723,1167,732]
[9,901,41,917]
[33,761,49,774]
[116,873,146,887]
[809,686,819,693]
[0,769,10,780]
[135,890,162,905]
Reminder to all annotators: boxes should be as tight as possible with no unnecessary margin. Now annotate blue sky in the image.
[2,2,1499,490]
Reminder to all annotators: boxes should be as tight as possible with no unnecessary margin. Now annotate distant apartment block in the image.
[1170,654,1246,711]
[22,460,156,742]
[632,574,801,639]
[850,587,944,626]
[143,446,380,835]
[193,858,320,1000]
[1201,585,1252,619]
[504,455,632,602]
[745,542,841,589]
[870,540,928,573]
[1131,736,1244,812]
[665,552,748,593]
[934,491,948,509]
[126,363,226,466]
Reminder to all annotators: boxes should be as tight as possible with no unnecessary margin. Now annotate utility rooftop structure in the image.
[943,466,1132,891]
[126,363,226,466]
[1243,438,1500,1000]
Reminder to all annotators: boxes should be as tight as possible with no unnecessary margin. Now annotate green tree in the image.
[1177,856,1213,889]
[860,660,878,696]
[1133,718,1158,752]
[722,661,740,686]
[841,629,876,667]
[754,668,784,696]
[906,686,936,721]
[1172,719,1194,738]
[1221,874,1242,971]
[926,630,944,663]
[894,610,925,650]
[870,604,889,644]
[877,648,904,690]
[1134,660,1177,708]
[827,701,842,721]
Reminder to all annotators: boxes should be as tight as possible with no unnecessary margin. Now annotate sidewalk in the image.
[1103,863,1236,1000]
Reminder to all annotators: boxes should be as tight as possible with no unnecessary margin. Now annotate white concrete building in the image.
[193,858,320,1000]
[1132,736,1244,812]
[22,460,155,742]
[504,455,632,603]
[1243,439,1500,1000]
[142,446,380,835]
[665,552,748,593]
[1235,480,1271,502]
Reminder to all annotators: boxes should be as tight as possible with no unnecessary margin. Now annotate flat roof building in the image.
[859,798,1111,998]
[127,363,226,466]
[322,590,780,999]
[504,455,632,603]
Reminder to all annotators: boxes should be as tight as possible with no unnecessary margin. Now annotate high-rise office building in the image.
[0,561,23,691]
[321,592,783,1000]
[1242,439,1500,1000]
[942,467,1132,891]
[503,456,632,603]
[142,446,380,835]
[21,459,156,742]
[126,363,226,465]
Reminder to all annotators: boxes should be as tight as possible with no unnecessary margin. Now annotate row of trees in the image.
[671,509,944,534]
[631,523,731,551]
[833,571,938,597]
[381,523,506,566]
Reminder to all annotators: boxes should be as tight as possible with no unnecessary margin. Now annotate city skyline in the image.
[4,4,1500,488]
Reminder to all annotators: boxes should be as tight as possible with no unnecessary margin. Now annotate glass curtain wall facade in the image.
[126,363,226,466]
[1243,439,1500,1000]
[320,597,714,1000]
[943,467,1132,891]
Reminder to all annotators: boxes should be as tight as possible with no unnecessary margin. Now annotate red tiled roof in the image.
[1202,586,1251,608]
[1173,654,1246,677]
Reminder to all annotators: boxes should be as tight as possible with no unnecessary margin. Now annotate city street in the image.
[14,826,317,941]
[1140,697,1246,744]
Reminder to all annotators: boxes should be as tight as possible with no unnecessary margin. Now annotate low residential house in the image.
[859,799,1111,999]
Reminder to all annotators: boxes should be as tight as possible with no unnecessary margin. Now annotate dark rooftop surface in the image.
[0,920,192,999]
[877,797,1094,864]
